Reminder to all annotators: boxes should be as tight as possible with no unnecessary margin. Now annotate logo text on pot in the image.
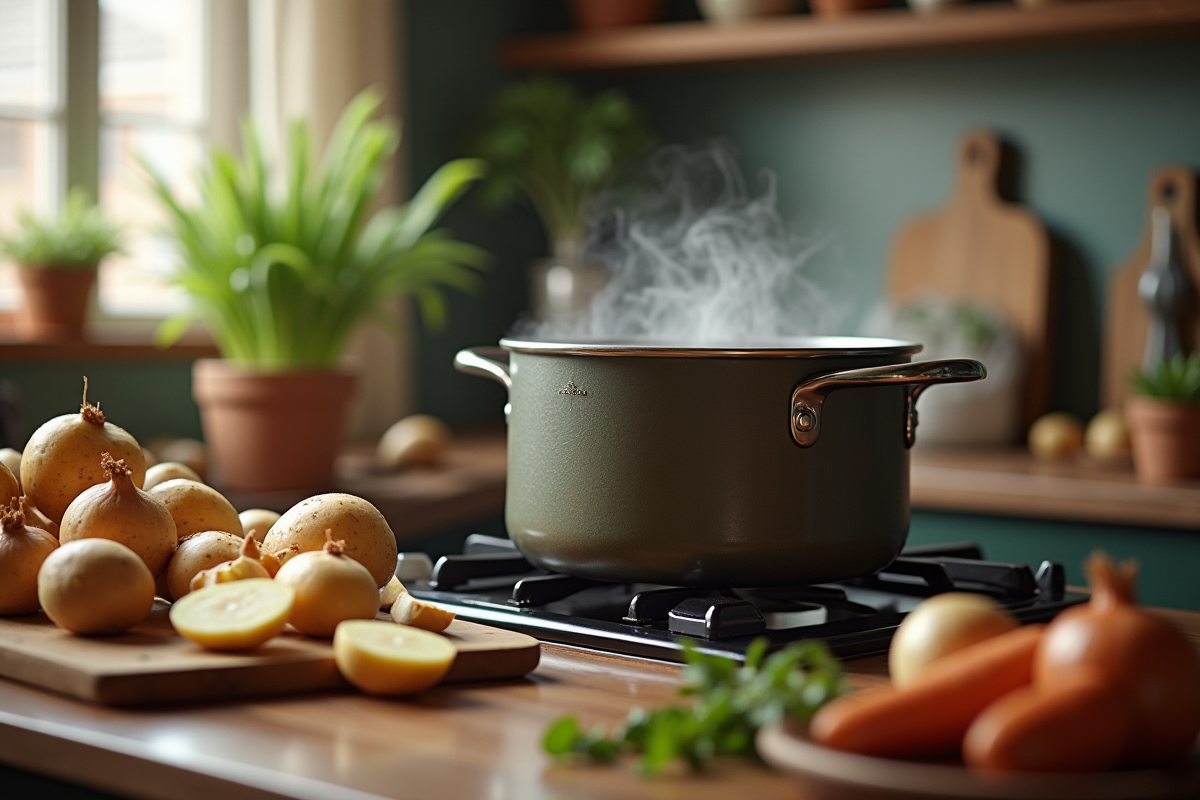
[559,381,587,397]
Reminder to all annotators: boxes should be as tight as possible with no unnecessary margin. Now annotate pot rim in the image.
[498,335,922,358]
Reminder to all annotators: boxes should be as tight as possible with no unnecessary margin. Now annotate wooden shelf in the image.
[0,336,218,362]
[911,447,1200,530]
[502,0,1200,72]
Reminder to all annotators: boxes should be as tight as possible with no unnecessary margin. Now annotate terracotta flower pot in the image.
[1126,396,1200,485]
[570,0,665,29]
[15,265,96,342]
[192,359,356,493]
[808,0,889,17]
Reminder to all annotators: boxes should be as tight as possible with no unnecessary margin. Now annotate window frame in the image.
[0,0,248,339]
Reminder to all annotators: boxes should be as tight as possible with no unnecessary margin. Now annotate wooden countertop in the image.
[0,611,1197,799]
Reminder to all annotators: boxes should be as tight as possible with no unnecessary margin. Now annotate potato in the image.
[380,575,405,611]
[38,539,155,635]
[170,579,294,651]
[334,619,456,696]
[889,593,1017,687]
[143,462,203,490]
[148,479,241,541]
[1028,412,1085,460]
[165,530,244,600]
[0,460,17,507]
[142,447,158,468]
[377,415,451,469]
[263,494,398,587]
[1086,408,1131,463]
[390,593,454,633]
[239,508,281,539]
[0,448,21,490]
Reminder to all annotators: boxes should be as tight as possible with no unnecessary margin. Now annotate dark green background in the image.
[3,0,1198,609]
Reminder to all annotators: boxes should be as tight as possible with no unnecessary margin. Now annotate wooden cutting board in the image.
[0,603,540,707]
[1103,166,1200,409]
[889,129,1054,432]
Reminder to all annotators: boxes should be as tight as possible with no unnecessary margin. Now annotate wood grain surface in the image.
[1103,166,1200,409]
[889,129,1054,433]
[0,605,539,707]
[910,446,1200,530]
[0,610,1193,799]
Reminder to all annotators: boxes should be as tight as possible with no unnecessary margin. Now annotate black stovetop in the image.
[407,535,1087,664]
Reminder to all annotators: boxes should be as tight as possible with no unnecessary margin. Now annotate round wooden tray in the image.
[756,720,1200,800]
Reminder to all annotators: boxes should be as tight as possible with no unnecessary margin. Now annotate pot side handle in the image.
[454,347,512,390]
[790,359,986,448]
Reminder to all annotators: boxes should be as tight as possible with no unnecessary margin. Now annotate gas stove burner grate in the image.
[408,534,1086,664]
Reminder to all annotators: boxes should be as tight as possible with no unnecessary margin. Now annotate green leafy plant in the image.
[1131,353,1200,403]
[0,187,122,268]
[146,89,487,369]
[543,638,848,776]
[470,76,650,257]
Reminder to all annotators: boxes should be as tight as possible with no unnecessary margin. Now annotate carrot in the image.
[963,677,1129,772]
[810,624,1045,758]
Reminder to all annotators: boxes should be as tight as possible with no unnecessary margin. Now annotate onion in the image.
[889,593,1017,687]
[21,379,146,524]
[1028,413,1084,461]
[37,538,155,634]
[191,533,271,591]
[1035,552,1200,766]
[59,454,178,577]
[0,500,59,615]
[273,532,378,637]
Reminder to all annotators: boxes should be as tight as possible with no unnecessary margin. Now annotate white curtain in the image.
[249,0,412,442]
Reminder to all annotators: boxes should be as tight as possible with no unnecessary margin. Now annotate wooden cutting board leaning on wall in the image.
[889,129,1054,433]
[1103,166,1200,410]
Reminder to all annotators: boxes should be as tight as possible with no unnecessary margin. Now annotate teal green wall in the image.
[1,363,201,445]
[406,2,1200,610]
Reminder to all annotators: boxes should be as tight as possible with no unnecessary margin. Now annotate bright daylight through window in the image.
[0,0,210,318]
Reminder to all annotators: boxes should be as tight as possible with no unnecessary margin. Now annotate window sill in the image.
[0,310,218,362]
[911,447,1200,531]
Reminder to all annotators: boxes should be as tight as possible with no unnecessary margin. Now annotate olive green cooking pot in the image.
[455,338,984,587]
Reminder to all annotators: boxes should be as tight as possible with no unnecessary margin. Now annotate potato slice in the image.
[334,619,456,696]
[379,575,406,610]
[169,578,294,651]
[390,592,454,632]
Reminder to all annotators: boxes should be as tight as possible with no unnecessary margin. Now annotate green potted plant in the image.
[1127,353,1200,484]
[470,77,649,325]
[147,90,487,493]
[0,188,122,342]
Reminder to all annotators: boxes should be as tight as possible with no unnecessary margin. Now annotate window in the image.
[0,0,247,321]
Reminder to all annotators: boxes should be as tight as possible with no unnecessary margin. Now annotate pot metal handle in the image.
[454,347,511,390]
[790,359,986,448]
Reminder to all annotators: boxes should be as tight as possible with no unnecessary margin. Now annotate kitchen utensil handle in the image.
[454,347,512,390]
[790,359,986,448]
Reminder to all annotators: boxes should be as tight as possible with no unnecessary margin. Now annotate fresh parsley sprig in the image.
[543,638,848,776]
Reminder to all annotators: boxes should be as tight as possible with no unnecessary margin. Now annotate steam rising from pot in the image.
[517,142,846,344]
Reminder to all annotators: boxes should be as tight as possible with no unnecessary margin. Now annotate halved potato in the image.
[169,578,294,651]
[333,619,455,695]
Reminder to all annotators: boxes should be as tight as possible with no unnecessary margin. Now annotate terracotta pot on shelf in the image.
[15,265,96,341]
[1126,396,1200,485]
[569,0,665,30]
[808,0,889,17]
[191,359,356,493]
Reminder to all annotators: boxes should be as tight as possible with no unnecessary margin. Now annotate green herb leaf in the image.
[543,715,583,756]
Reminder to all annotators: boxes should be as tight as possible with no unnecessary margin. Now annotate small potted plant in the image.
[470,77,649,326]
[147,90,487,493]
[0,189,122,342]
[1127,353,1200,484]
